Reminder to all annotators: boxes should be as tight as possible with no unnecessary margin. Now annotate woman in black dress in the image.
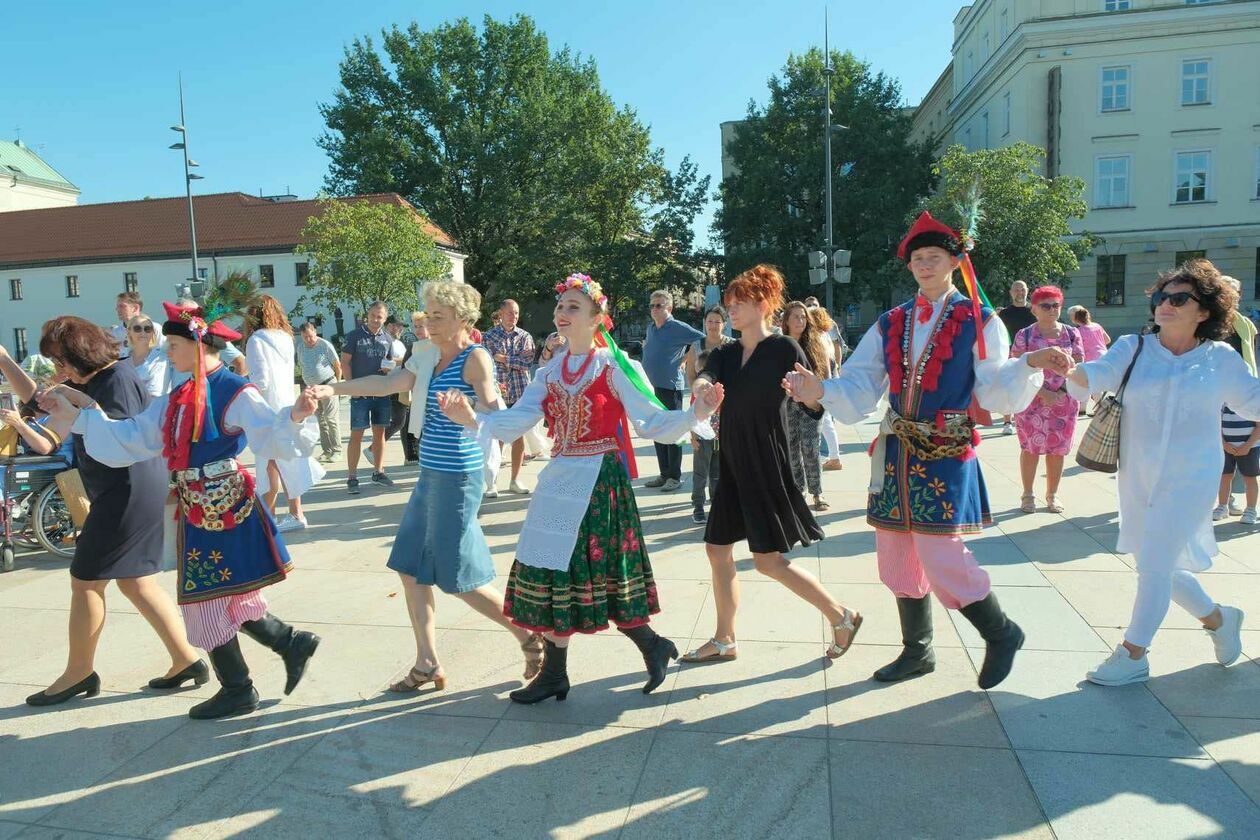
[23,317,205,706]
[682,265,862,664]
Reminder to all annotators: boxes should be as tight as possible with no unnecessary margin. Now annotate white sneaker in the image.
[484,487,499,499]
[276,515,307,534]
[1207,605,1245,666]
[1212,504,1229,522]
[1242,508,1258,526]
[1086,645,1150,686]
[509,480,532,495]
[1229,496,1245,516]
[1002,422,1015,436]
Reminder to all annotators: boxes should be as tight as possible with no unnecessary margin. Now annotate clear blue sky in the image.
[6,0,954,246]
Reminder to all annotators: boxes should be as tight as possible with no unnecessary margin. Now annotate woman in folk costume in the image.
[784,211,1073,689]
[439,274,723,704]
[40,285,323,720]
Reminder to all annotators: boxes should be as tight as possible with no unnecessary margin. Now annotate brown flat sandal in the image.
[521,633,546,680]
[826,609,863,659]
[388,666,446,693]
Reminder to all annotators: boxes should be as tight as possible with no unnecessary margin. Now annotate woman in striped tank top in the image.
[311,281,545,693]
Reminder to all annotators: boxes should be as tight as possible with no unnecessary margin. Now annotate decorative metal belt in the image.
[173,460,255,532]
[868,408,976,494]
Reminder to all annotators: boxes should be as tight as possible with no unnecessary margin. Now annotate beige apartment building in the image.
[911,0,1260,333]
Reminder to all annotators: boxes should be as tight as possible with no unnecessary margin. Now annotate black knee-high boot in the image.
[959,593,1024,689]
[239,613,321,695]
[189,636,259,720]
[510,639,570,704]
[620,625,679,694]
[873,596,936,682]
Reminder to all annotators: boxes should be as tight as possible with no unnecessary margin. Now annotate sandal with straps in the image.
[1020,493,1037,514]
[680,638,738,663]
[826,609,863,659]
[1045,494,1064,514]
[521,633,546,680]
[388,666,446,693]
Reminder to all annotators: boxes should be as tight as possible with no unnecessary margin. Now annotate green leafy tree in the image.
[318,14,708,318]
[922,143,1094,301]
[715,48,935,307]
[298,198,450,321]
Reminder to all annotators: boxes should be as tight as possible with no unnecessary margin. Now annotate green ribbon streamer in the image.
[599,325,666,411]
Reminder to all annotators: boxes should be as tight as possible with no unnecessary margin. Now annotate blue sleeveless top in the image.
[420,345,483,473]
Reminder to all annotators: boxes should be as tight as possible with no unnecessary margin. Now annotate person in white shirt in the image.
[123,314,170,398]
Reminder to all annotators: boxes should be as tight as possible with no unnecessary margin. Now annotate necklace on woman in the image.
[560,350,595,385]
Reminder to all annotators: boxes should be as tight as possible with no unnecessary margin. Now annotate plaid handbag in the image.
[1075,336,1144,473]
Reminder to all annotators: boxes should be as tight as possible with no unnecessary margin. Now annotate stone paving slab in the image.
[3,412,1260,837]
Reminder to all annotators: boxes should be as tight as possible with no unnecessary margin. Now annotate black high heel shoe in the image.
[148,659,211,690]
[26,672,101,707]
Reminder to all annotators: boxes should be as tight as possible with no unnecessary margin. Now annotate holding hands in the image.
[438,389,478,428]
[690,380,725,421]
[782,363,824,404]
[36,389,79,426]
[306,384,336,401]
[291,388,319,422]
[1025,347,1075,378]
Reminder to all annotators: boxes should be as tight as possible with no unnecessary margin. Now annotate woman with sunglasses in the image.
[124,314,170,398]
[1009,286,1083,514]
[1065,259,1255,686]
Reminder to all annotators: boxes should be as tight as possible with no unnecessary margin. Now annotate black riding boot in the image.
[873,596,937,682]
[239,613,321,695]
[189,636,259,720]
[509,639,570,704]
[959,592,1024,689]
[620,625,679,694]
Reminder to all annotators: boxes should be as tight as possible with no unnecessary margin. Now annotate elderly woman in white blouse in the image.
[1066,259,1254,687]
[125,314,170,397]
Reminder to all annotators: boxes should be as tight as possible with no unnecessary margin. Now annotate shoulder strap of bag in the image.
[1114,335,1145,402]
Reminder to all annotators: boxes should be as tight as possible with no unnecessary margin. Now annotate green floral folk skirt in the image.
[504,453,661,636]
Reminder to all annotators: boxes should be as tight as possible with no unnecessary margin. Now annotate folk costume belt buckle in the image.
[203,458,238,479]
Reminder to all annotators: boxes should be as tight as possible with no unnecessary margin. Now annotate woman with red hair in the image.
[684,265,862,665]
[1009,285,1083,513]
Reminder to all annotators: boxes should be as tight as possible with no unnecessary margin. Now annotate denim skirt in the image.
[386,467,495,594]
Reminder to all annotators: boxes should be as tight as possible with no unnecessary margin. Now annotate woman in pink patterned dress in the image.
[1010,286,1084,514]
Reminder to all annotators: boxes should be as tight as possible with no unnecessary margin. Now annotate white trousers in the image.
[1125,567,1215,648]
[820,411,840,459]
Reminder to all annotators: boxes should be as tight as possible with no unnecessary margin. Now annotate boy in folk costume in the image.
[784,212,1073,688]
[41,289,324,719]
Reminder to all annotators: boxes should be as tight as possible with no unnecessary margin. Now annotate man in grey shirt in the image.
[297,322,342,462]
[641,289,703,490]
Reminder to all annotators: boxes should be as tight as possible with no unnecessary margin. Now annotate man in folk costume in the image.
[41,287,324,719]
[784,212,1073,688]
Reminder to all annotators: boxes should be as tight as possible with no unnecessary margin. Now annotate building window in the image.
[196,268,208,280]
[981,32,990,63]
[66,275,79,298]
[295,262,309,286]
[1100,66,1130,112]
[1254,146,1260,200]
[1181,59,1211,105]
[8,278,20,301]
[124,272,138,293]
[13,328,28,362]
[966,50,974,80]
[981,112,990,149]
[1096,255,1126,306]
[1003,92,1011,136]
[1174,151,1211,203]
[1174,249,1206,267]
[1095,156,1131,207]
[259,264,275,288]
[1104,0,1131,10]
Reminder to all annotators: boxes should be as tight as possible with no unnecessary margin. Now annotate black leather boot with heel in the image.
[239,613,320,695]
[620,625,679,694]
[509,639,570,704]
[189,637,259,720]
[873,596,937,682]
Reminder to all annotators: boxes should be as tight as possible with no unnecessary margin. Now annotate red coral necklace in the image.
[560,350,596,386]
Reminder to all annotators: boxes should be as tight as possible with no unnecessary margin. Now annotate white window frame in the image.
[1180,57,1211,106]
[1104,0,1131,10]
[1094,154,1132,208]
[1173,149,1212,204]
[8,277,20,301]
[1099,65,1130,113]
[1002,92,1011,136]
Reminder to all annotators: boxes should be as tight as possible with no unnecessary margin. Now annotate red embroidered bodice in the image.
[542,366,623,457]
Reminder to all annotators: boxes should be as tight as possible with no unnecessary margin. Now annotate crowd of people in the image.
[3,210,1254,718]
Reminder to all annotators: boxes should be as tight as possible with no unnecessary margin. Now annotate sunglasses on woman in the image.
[130,324,154,333]
[1150,290,1201,309]
[1036,302,1061,310]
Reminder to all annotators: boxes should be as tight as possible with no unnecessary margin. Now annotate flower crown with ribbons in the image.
[555,273,608,310]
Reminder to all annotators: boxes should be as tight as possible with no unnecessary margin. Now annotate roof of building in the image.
[0,191,458,269]
[0,139,80,193]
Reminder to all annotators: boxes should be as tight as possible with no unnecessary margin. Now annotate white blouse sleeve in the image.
[1220,346,1260,422]
[819,323,889,423]
[613,358,713,442]
[71,396,169,467]
[223,386,318,462]
[478,361,550,442]
[246,337,273,397]
[973,313,1045,414]
[1067,334,1140,402]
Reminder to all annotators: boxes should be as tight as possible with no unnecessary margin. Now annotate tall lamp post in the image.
[821,13,849,315]
[169,75,204,295]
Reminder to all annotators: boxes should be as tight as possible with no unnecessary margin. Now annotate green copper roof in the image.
[0,140,79,192]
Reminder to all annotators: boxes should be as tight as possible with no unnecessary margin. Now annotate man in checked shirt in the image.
[481,299,536,495]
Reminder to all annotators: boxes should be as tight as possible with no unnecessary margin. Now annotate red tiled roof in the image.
[0,192,458,268]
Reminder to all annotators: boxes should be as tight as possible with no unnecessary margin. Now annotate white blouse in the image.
[128,350,170,399]
[1068,334,1260,571]
[246,330,325,498]
[478,347,711,572]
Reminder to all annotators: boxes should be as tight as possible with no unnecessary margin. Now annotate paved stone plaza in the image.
[2,414,1260,839]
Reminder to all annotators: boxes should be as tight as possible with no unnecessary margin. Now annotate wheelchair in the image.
[0,455,79,572]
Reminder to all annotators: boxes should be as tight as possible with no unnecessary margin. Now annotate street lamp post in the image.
[821,13,848,315]
[169,74,204,293]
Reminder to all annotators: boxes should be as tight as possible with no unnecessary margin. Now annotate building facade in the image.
[912,0,1260,332]
[0,192,465,360]
[0,139,79,212]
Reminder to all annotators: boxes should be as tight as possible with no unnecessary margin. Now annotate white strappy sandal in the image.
[826,609,863,659]
[680,638,738,663]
